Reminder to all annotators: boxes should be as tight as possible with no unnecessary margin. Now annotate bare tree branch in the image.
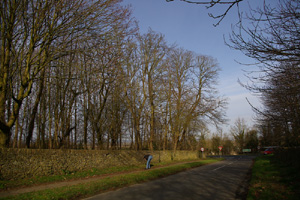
[166,0,244,26]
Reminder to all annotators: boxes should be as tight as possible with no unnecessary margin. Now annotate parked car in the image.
[264,148,274,155]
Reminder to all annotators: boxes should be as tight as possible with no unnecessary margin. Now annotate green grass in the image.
[247,155,300,200]
[0,165,141,190]
[0,159,219,200]
[0,159,209,190]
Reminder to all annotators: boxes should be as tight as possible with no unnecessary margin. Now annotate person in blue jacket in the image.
[144,154,153,169]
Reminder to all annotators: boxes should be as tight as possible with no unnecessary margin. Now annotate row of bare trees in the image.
[0,0,227,150]
[229,0,300,147]
[167,0,300,147]
[255,62,300,147]
[0,0,135,149]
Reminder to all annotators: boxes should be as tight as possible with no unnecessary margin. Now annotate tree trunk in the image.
[83,93,88,149]
[26,70,45,148]
[12,119,19,148]
[0,128,10,148]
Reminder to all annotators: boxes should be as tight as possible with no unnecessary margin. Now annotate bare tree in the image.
[167,47,226,152]
[228,0,299,64]
[166,48,194,152]
[211,134,222,154]
[257,62,300,146]
[120,39,145,150]
[138,29,168,151]
[0,0,126,147]
[228,0,300,146]
[2,0,231,150]
[166,0,244,26]
[230,118,247,152]
[245,129,258,152]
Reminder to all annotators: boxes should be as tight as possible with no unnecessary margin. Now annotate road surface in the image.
[83,155,255,200]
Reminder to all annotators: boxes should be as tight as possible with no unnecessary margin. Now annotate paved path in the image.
[83,156,254,200]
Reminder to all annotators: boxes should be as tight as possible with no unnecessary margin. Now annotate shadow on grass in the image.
[247,155,300,200]
[0,159,219,200]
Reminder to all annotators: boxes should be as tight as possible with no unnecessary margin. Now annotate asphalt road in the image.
[83,155,255,200]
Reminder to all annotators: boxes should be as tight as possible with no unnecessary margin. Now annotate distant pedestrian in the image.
[144,154,153,169]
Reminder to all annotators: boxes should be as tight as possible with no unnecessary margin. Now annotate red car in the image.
[264,148,274,155]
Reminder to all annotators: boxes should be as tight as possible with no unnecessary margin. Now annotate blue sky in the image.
[121,0,264,133]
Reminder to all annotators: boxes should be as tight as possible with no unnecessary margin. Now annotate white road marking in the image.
[212,165,226,171]
[212,161,235,171]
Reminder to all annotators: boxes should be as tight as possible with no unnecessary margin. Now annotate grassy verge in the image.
[0,165,141,190]
[1,159,219,200]
[0,159,202,190]
[247,155,300,200]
